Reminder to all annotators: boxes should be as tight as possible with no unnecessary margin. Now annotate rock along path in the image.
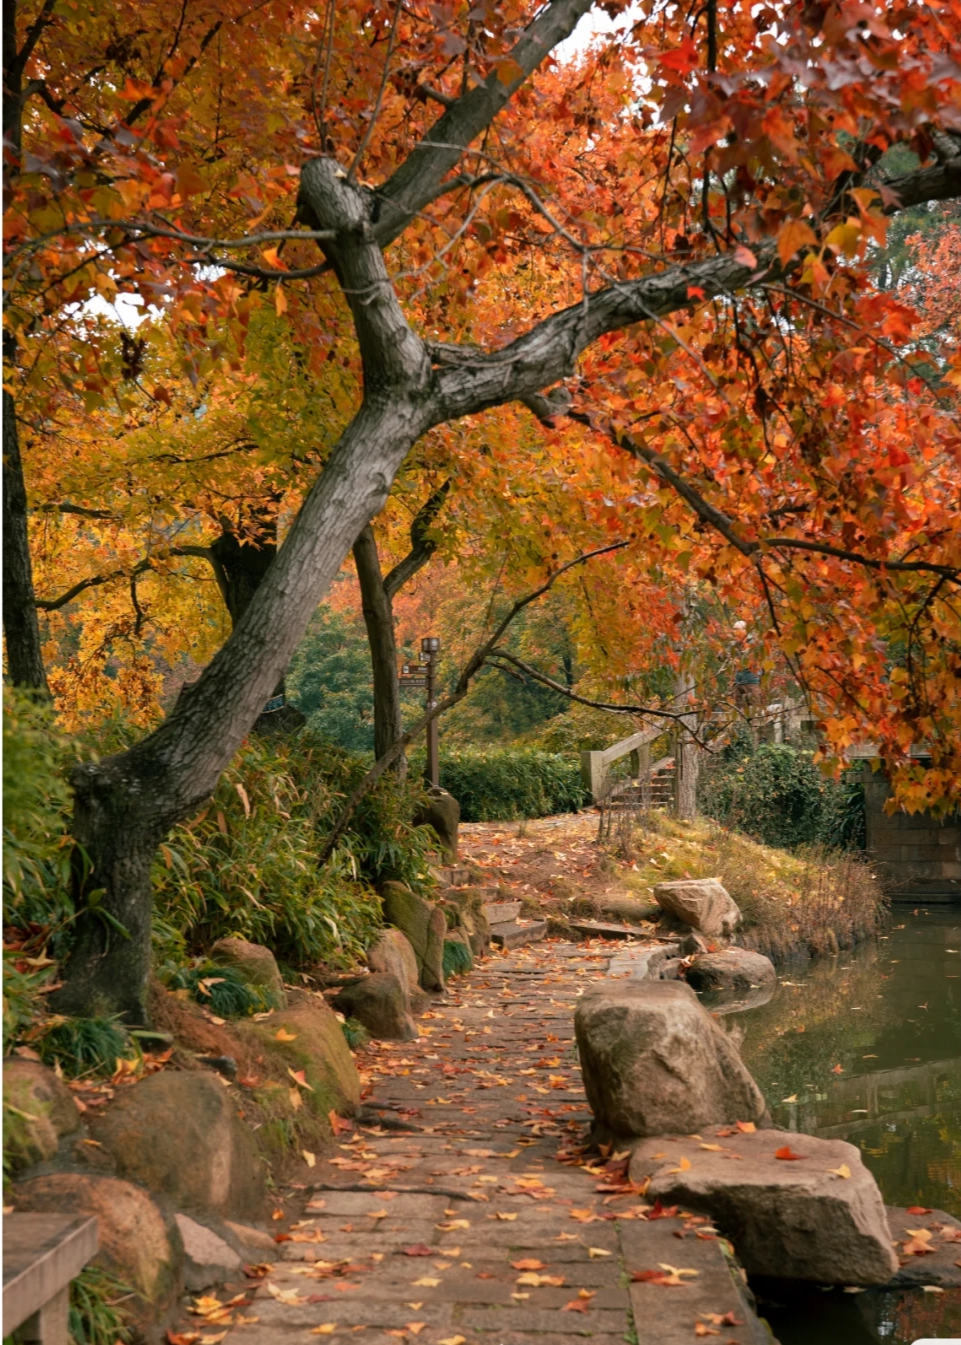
[193,940,768,1345]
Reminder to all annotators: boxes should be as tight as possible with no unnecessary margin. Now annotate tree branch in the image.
[372,0,595,248]
[34,545,220,611]
[487,651,716,746]
[383,479,450,600]
[318,540,629,859]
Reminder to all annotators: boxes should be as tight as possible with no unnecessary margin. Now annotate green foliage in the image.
[2,687,75,933]
[699,739,859,852]
[429,746,584,822]
[341,1016,370,1049]
[168,962,278,1017]
[36,1015,134,1078]
[442,938,473,976]
[152,730,432,970]
[287,604,421,753]
[68,1265,134,1345]
[2,952,55,1052]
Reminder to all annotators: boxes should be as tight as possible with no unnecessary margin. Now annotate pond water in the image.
[728,906,961,1344]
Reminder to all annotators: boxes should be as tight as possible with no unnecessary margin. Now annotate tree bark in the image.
[353,524,405,768]
[3,387,50,693]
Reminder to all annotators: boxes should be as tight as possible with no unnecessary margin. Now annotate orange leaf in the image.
[777,218,818,266]
[735,1121,756,1134]
[774,1146,806,1161]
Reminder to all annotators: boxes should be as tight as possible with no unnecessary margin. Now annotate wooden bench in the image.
[3,1214,98,1345]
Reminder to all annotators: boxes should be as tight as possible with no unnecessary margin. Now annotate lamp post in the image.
[421,636,440,789]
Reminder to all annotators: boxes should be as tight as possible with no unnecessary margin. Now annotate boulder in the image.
[12,1173,183,1333]
[597,894,661,924]
[209,936,286,1008]
[679,931,711,957]
[3,1058,81,1173]
[175,1213,243,1291]
[89,1070,266,1221]
[224,1220,278,1258]
[654,877,741,938]
[367,927,419,997]
[332,972,418,1041]
[685,949,776,993]
[441,888,491,958]
[629,1130,899,1286]
[413,787,460,861]
[381,882,446,992]
[235,995,361,1124]
[574,980,767,1137]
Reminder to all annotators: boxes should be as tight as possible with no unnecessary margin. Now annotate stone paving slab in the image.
[175,939,775,1345]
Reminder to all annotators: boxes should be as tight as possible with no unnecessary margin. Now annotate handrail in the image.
[579,724,665,804]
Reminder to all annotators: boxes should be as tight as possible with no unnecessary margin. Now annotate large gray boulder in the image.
[654,877,741,937]
[175,1213,243,1291]
[574,980,766,1137]
[380,882,446,992]
[332,972,419,1041]
[629,1130,899,1286]
[685,948,776,993]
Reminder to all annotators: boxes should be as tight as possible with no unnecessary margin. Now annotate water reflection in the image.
[722,907,961,1345]
[735,908,961,1216]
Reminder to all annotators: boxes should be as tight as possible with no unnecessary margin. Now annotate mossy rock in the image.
[234,994,360,1161]
[209,936,286,1009]
[3,1058,81,1174]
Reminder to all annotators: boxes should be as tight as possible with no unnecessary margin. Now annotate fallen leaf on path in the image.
[774,1146,806,1161]
[695,1327,719,1338]
[302,1150,316,1167]
[517,1272,566,1287]
[588,1247,612,1258]
[647,1201,679,1220]
[561,1299,590,1313]
[436,1219,469,1231]
[902,1229,937,1255]
[699,1144,724,1152]
[735,1121,756,1133]
[243,1264,272,1278]
[405,1325,426,1336]
[274,1028,297,1042]
[309,1327,336,1336]
[827,1165,851,1179]
[667,1157,692,1174]
[411,1276,440,1287]
[166,1334,199,1345]
[493,1212,517,1221]
[438,1336,466,1345]
[265,1283,308,1306]
[511,1259,545,1270]
[700,1312,743,1326]
[402,1245,433,1257]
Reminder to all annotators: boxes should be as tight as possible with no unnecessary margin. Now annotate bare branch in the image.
[383,479,450,600]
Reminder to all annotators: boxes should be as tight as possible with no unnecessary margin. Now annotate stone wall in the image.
[863,770,961,902]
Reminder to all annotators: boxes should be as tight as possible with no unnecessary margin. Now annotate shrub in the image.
[699,740,857,851]
[152,730,433,971]
[2,687,75,934]
[429,746,584,822]
[341,1016,370,1050]
[443,938,473,976]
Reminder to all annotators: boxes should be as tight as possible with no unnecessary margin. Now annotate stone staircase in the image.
[432,868,547,950]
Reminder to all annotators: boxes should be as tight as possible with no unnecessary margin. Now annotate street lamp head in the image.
[421,636,440,652]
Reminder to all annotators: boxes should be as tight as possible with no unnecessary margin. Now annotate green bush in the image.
[69,1264,134,1345]
[699,740,860,851]
[2,687,75,934]
[36,1015,135,1078]
[428,746,584,822]
[152,730,434,971]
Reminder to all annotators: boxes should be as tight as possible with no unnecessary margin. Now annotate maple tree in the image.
[4,0,961,1020]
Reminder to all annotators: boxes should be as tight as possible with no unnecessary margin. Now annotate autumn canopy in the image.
[3,0,960,1019]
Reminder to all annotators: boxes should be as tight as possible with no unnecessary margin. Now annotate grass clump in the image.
[35,1014,135,1078]
[442,938,473,977]
[618,811,884,962]
[341,1016,370,1049]
[167,962,278,1017]
[69,1265,134,1345]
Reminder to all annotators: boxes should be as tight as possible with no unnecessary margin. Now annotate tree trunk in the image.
[3,387,50,693]
[353,524,405,770]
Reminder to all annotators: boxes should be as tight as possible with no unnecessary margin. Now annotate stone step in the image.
[620,1219,770,1345]
[569,918,645,941]
[490,919,548,949]
[430,865,472,888]
[482,900,522,925]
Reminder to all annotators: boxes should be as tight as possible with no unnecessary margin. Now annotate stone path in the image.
[186,940,767,1345]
